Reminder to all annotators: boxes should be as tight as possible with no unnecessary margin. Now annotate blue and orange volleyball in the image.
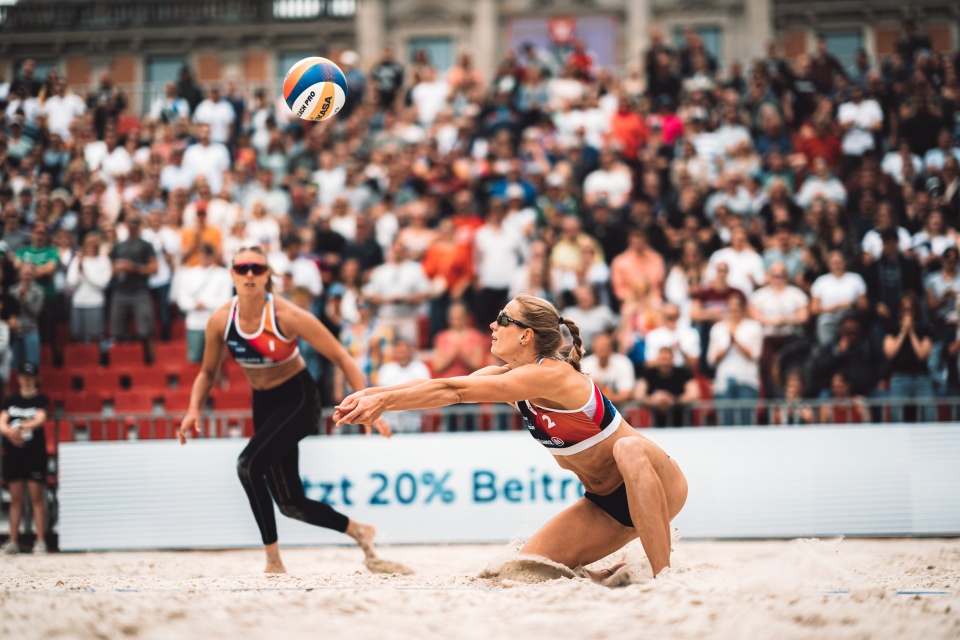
[282,57,348,122]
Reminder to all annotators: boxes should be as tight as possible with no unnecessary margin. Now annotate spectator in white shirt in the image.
[644,303,701,370]
[175,244,233,363]
[560,285,618,356]
[313,151,347,207]
[474,199,526,326]
[244,201,282,254]
[704,170,754,221]
[810,250,869,346]
[861,200,913,265]
[181,176,240,234]
[705,227,766,295]
[881,138,924,186]
[912,209,956,269]
[268,234,323,298]
[376,339,432,433]
[363,240,431,344]
[182,124,231,196]
[837,84,883,159]
[192,86,236,145]
[707,292,763,425]
[582,147,633,209]
[100,130,134,180]
[159,146,193,194]
[149,81,191,125]
[796,157,848,208]
[581,332,636,405]
[65,232,111,343]
[748,262,810,394]
[243,168,291,217]
[923,128,960,172]
[410,67,450,127]
[41,78,86,141]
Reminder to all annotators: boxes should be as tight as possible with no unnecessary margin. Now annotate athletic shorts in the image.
[1,440,48,483]
[584,482,633,528]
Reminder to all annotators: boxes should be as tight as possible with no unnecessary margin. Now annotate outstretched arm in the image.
[335,365,545,426]
[336,365,511,420]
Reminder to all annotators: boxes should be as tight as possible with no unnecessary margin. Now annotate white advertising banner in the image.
[58,425,960,551]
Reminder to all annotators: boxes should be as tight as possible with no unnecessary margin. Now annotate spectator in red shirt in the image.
[609,94,648,162]
[795,113,843,173]
[566,39,594,80]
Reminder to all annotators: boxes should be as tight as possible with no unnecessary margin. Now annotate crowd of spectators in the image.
[2,21,960,426]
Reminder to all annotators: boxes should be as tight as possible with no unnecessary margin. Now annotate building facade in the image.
[1,0,957,112]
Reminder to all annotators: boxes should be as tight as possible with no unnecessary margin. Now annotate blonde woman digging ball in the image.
[335,294,688,579]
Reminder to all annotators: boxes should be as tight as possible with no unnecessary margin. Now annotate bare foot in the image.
[346,520,377,559]
[264,562,288,574]
[584,562,626,582]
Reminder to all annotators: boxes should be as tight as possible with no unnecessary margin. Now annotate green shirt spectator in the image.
[15,224,58,299]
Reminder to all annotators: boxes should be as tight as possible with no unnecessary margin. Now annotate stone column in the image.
[472,0,498,81]
[625,0,651,71]
[356,0,386,71]
[742,0,773,62]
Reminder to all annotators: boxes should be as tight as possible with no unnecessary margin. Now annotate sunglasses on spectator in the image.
[233,263,268,276]
[496,310,531,330]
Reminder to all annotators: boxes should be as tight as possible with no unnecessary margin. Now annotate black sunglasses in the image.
[496,310,530,330]
[233,263,268,276]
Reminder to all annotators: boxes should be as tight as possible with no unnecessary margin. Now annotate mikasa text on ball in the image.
[283,57,348,122]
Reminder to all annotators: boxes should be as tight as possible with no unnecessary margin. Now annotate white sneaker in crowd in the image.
[33,540,47,555]
[0,540,19,555]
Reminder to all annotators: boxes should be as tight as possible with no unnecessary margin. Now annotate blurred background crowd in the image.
[2,20,960,427]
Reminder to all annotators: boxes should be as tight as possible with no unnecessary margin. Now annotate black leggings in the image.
[237,368,349,545]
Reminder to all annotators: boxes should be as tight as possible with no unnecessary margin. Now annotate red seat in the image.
[81,369,124,400]
[110,393,156,439]
[110,343,146,367]
[154,341,187,366]
[163,388,195,413]
[138,418,175,440]
[64,394,106,439]
[169,362,202,389]
[89,421,122,441]
[57,419,74,444]
[221,361,247,389]
[64,394,103,415]
[114,392,155,415]
[42,369,76,394]
[64,344,101,368]
[120,367,170,395]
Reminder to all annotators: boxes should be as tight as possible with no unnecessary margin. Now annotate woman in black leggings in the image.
[180,246,392,573]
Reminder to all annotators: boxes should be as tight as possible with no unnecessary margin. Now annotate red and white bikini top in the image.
[516,360,622,456]
[224,294,300,368]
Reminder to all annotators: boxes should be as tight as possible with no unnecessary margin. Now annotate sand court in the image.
[1,538,957,639]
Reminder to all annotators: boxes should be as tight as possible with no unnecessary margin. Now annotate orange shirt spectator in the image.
[180,225,223,267]
[610,101,648,160]
[611,227,665,304]
[421,220,473,297]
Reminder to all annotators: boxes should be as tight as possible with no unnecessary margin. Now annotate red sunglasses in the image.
[233,263,268,276]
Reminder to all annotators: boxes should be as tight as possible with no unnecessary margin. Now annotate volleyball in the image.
[282,56,348,122]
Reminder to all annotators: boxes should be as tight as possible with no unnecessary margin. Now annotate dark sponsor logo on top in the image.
[317,95,333,119]
[297,91,316,117]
